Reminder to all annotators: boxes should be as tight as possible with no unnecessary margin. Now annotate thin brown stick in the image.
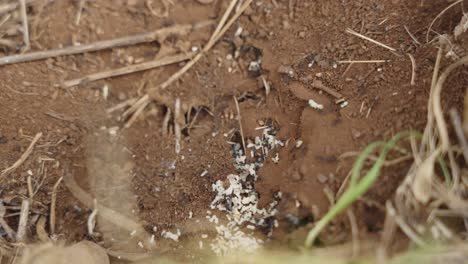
[16,199,30,242]
[0,14,11,29]
[0,21,212,66]
[123,99,147,128]
[19,0,30,50]
[27,176,33,198]
[1,132,42,178]
[346,28,397,52]
[338,60,388,64]
[311,80,343,99]
[407,53,416,86]
[122,94,150,120]
[107,98,137,114]
[162,107,171,136]
[233,96,247,154]
[404,25,421,45]
[0,203,15,240]
[62,53,191,88]
[174,98,182,154]
[74,0,86,26]
[49,176,63,235]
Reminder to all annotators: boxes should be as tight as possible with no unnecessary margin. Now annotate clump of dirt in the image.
[0,0,467,262]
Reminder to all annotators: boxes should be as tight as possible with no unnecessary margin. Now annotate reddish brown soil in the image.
[1,0,467,261]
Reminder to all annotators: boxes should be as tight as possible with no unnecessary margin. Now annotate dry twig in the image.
[49,176,63,235]
[16,199,30,242]
[0,22,212,66]
[346,28,397,52]
[62,53,191,88]
[338,60,388,64]
[1,132,42,178]
[407,53,416,86]
[174,98,182,154]
[74,0,86,26]
[19,0,30,50]
[311,80,343,99]
[0,203,15,240]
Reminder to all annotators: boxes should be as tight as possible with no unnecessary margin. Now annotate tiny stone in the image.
[291,171,302,181]
[351,128,362,140]
[317,174,328,183]
[277,65,295,78]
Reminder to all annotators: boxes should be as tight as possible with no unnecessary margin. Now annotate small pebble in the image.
[317,174,328,183]
[291,171,302,181]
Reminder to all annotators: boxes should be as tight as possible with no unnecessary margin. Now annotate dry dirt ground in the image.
[0,0,467,261]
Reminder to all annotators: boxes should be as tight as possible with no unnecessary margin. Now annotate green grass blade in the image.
[305,131,418,248]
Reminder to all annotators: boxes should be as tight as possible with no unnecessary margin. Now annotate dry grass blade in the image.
[62,53,191,88]
[0,203,15,240]
[337,60,388,64]
[16,199,30,242]
[386,201,426,247]
[377,208,397,262]
[412,149,439,203]
[425,0,463,43]
[74,0,86,26]
[19,0,30,50]
[450,109,468,164]
[464,89,468,135]
[174,98,182,154]
[346,209,359,257]
[0,22,212,66]
[1,132,42,178]
[404,25,421,45]
[407,53,416,86]
[346,28,397,52]
[420,48,442,156]
[49,176,63,235]
[433,55,468,151]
